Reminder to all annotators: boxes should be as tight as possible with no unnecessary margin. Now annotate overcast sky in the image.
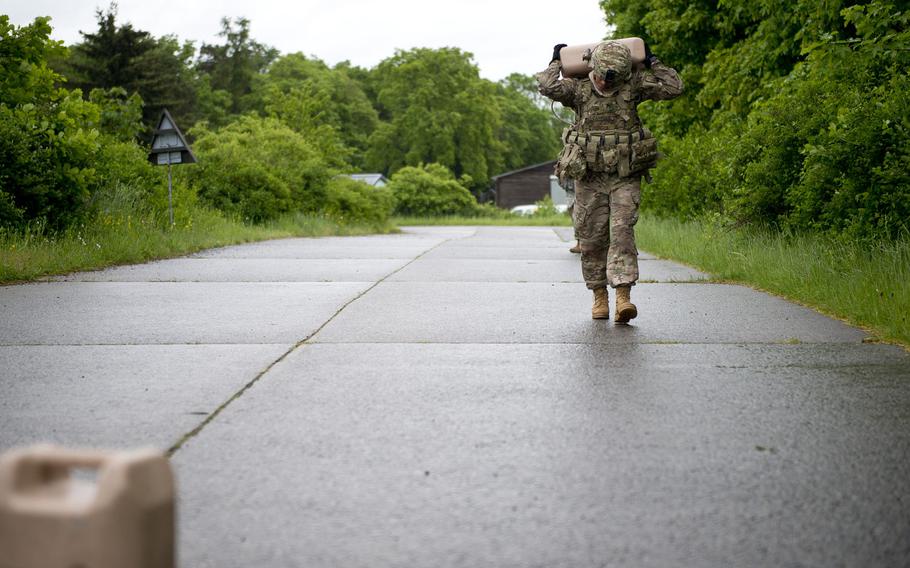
[3,0,611,80]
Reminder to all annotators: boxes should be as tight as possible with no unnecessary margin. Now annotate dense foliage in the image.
[601,0,909,239]
[0,16,101,229]
[1,7,563,230]
[387,164,480,217]
[188,116,329,222]
[250,53,379,169]
[55,6,201,131]
[366,48,559,191]
[323,176,396,224]
[197,17,279,117]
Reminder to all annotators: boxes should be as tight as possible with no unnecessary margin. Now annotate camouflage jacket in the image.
[536,59,684,133]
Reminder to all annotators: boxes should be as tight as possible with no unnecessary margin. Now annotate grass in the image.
[1,207,570,284]
[635,216,910,348]
[393,214,572,226]
[8,202,904,350]
[0,207,395,284]
[0,191,570,284]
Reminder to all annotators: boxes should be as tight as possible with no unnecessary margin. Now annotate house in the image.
[492,160,562,209]
[347,173,390,187]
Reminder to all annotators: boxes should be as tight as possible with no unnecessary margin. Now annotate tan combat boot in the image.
[570,241,581,254]
[592,288,610,319]
[614,285,638,323]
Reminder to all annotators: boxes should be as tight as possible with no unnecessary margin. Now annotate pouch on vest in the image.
[617,143,632,178]
[630,137,659,174]
[556,142,587,182]
[598,146,619,174]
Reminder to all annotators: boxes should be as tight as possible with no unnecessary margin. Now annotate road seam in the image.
[166,236,461,456]
[551,227,572,242]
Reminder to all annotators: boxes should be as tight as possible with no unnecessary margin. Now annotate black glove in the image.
[552,43,567,63]
[643,41,658,69]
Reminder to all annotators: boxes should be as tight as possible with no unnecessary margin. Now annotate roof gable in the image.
[491,160,556,180]
[347,173,390,187]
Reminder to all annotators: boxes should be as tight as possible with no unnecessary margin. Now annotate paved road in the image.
[1,226,908,567]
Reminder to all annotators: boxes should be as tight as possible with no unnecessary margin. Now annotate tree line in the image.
[601,0,909,240]
[1,5,561,229]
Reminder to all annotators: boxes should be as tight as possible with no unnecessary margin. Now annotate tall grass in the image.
[636,216,910,347]
[0,189,395,284]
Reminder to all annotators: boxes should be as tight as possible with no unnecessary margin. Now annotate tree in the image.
[129,35,200,128]
[600,0,652,39]
[0,15,66,106]
[333,61,379,109]
[249,53,379,168]
[63,4,156,93]
[56,4,199,131]
[499,72,549,110]
[605,0,910,239]
[364,48,500,189]
[196,17,278,115]
[88,86,143,141]
[365,48,562,190]
[387,163,479,216]
[0,16,101,229]
[187,116,330,222]
[493,80,561,172]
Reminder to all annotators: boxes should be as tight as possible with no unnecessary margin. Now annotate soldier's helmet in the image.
[589,41,632,83]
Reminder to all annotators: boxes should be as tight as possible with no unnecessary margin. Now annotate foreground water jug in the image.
[559,38,647,78]
[0,445,175,568]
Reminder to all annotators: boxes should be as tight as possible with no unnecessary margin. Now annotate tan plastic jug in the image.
[559,37,647,78]
[0,445,175,568]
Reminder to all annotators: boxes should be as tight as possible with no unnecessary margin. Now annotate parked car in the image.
[510,204,538,216]
[510,204,569,216]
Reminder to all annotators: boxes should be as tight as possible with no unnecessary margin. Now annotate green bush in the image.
[0,16,109,230]
[92,137,156,190]
[387,163,479,216]
[87,87,144,142]
[323,176,396,224]
[642,124,736,220]
[531,195,560,218]
[0,95,102,229]
[721,17,910,240]
[609,1,910,241]
[473,202,513,219]
[188,116,330,222]
[0,18,153,232]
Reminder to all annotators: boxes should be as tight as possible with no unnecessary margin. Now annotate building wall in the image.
[494,162,556,210]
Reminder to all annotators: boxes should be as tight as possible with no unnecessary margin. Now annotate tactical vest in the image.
[554,79,658,183]
[575,80,641,133]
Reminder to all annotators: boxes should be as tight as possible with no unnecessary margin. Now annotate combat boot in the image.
[592,288,609,319]
[570,240,581,254]
[614,285,638,323]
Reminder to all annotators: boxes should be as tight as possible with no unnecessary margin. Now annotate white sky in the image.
[2,0,611,80]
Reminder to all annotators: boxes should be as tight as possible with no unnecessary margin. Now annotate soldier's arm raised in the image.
[640,59,684,101]
[536,59,578,107]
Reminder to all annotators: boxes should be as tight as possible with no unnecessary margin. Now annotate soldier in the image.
[563,178,581,253]
[537,40,683,321]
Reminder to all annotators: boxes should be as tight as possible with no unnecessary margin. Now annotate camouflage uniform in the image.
[537,42,683,289]
[561,178,577,243]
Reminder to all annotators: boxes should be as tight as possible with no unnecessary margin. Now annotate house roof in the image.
[347,173,389,186]
[491,160,556,181]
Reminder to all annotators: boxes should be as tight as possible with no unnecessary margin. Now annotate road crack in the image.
[166,236,459,456]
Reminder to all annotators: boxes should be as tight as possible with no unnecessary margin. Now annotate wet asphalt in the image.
[1,226,908,567]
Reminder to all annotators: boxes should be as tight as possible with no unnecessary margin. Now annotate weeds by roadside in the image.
[635,216,910,347]
[0,208,394,284]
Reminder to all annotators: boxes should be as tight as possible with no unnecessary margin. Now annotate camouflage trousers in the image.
[566,188,577,238]
[572,173,640,289]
